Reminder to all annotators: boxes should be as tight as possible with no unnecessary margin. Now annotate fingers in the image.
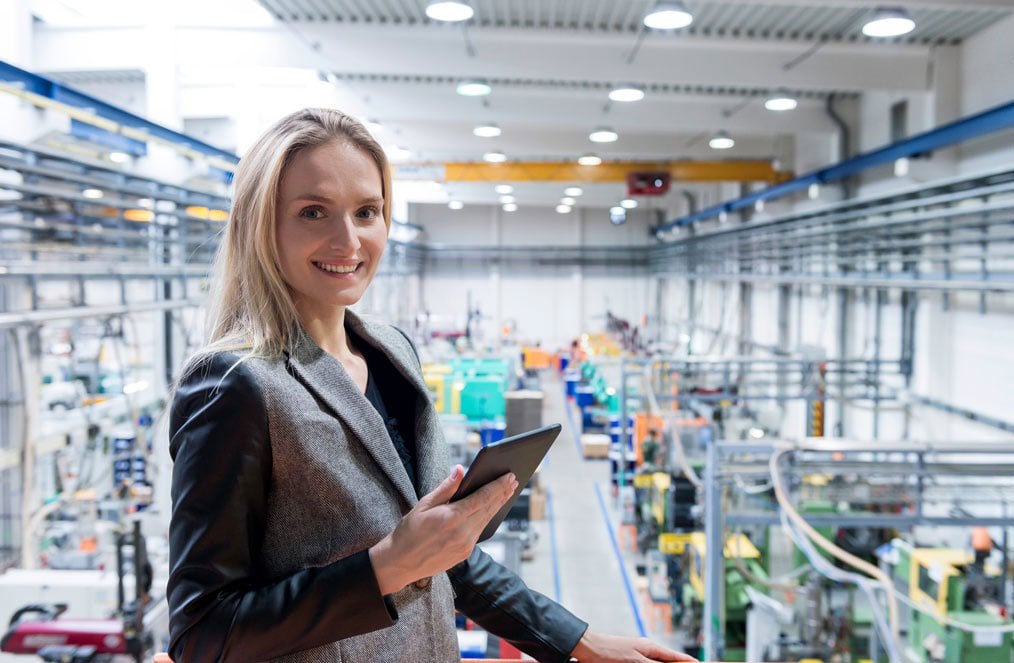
[638,642,698,662]
[459,472,518,519]
[417,464,464,509]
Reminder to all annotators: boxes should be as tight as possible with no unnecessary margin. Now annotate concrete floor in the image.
[518,371,690,654]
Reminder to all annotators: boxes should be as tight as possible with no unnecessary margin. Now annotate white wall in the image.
[408,202,655,350]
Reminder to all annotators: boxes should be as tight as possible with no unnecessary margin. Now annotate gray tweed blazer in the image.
[246,310,459,662]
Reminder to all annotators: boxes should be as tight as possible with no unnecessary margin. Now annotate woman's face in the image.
[275,140,388,319]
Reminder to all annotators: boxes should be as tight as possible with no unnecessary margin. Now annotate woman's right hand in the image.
[369,465,518,594]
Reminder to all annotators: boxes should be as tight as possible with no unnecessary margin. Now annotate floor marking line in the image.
[546,488,563,604]
[593,481,647,637]
[561,388,583,456]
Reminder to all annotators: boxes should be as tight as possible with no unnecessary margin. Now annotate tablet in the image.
[450,423,562,542]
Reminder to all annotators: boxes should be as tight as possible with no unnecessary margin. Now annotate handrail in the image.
[655,99,1014,236]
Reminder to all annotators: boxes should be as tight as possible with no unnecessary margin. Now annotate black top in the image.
[358,340,419,492]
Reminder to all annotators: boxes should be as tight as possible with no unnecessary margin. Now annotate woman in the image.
[167,108,695,662]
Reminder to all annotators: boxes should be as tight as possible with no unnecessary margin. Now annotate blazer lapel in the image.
[285,325,418,509]
[345,311,449,496]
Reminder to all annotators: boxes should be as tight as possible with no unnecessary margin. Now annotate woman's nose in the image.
[328,216,362,252]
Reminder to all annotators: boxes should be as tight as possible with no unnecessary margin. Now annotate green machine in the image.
[660,532,769,661]
[898,545,1013,663]
[451,357,511,422]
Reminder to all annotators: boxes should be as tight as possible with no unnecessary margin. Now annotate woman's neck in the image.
[297,304,352,360]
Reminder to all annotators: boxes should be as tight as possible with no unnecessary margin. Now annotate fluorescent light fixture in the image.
[502,202,518,212]
[808,183,820,200]
[609,206,625,215]
[755,199,765,212]
[108,151,130,163]
[894,157,910,177]
[136,197,154,209]
[123,380,149,395]
[457,80,492,96]
[589,127,618,143]
[643,1,693,30]
[578,154,602,166]
[473,123,501,138]
[719,210,728,223]
[82,188,104,199]
[608,85,645,102]
[709,131,735,150]
[764,94,798,112]
[425,1,474,22]
[620,198,638,209]
[494,184,514,194]
[448,200,464,210]
[499,195,515,204]
[560,196,576,206]
[556,204,572,214]
[564,186,583,196]
[862,7,915,38]
[610,207,626,225]
[483,151,507,163]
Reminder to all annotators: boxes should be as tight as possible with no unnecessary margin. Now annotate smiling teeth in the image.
[315,262,357,274]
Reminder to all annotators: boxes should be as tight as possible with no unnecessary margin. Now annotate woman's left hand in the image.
[569,629,698,662]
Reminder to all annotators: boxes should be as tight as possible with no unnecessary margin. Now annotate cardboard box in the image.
[581,433,611,459]
[528,489,546,521]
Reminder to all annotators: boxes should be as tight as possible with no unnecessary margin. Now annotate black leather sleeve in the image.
[448,547,588,662]
[167,354,397,662]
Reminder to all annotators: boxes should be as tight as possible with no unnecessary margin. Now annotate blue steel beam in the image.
[655,99,1014,236]
[0,60,239,166]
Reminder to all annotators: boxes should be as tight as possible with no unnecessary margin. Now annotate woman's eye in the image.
[299,206,325,220]
[357,206,380,220]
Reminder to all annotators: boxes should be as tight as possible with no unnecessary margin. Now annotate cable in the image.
[780,510,904,662]
[769,447,902,640]
[641,363,702,489]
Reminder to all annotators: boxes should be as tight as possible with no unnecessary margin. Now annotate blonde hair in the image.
[199,108,392,362]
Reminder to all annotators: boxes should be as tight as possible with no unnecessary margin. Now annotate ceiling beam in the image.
[423,160,793,184]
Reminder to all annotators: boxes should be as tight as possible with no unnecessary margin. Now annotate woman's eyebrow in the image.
[288,194,383,205]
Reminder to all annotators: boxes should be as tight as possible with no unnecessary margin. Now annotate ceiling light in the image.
[578,154,602,166]
[473,123,501,138]
[82,188,104,199]
[643,1,693,30]
[894,157,910,177]
[108,151,130,163]
[608,85,645,102]
[457,80,492,96]
[589,127,618,143]
[610,207,626,225]
[620,198,638,209]
[764,93,798,112]
[709,131,735,150]
[499,195,515,204]
[494,184,514,194]
[862,7,915,38]
[610,206,625,215]
[564,186,583,196]
[425,1,473,22]
[808,183,820,200]
[561,196,576,206]
[556,204,572,214]
[502,202,518,212]
[755,199,765,212]
[448,200,464,210]
[483,151,507,163]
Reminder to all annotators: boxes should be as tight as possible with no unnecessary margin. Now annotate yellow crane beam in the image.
[432,160,792,184]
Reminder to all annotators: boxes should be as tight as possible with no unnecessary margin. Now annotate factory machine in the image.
[1,520,165,662]
[880,538,1013,662]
